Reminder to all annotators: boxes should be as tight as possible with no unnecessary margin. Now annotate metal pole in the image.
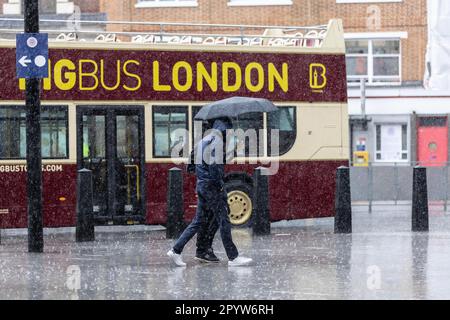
[25,0,43,253]
[368,162,373,213]
[444,164,448,212]
[349,122,354,166]
[394,162,399,206]
[360,78,366,118]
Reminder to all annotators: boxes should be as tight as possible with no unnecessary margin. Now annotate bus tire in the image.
[225,180,254,228]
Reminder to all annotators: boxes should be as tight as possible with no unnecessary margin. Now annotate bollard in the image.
[334,166,352,234]
[166,168,184,239]
[412,166,429,232]
[252,167,271,236]
[76,169,95,242]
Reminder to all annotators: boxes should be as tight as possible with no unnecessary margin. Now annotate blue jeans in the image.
[173,186,238,260]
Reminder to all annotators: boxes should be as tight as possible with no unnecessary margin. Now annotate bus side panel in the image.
[42,164,77,227]
[145,160,346,225]
[145,163,197,225]
[269,160,347,221]
[225,161,346,221]
[0,170,27,228]
[0,164,77,228]
[1,161,347,228]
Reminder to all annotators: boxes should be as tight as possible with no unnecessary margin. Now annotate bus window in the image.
[42,108,68,158]
[0,106,68,159]
[82,115,106,159]
[233,112,264,157]
[268,106,296,156]
[191,106,209,148]
[191,107,264,157]
[116,115,139,159]
[192,106,202,120]
[152,106,188,158]
[0,107,26,159]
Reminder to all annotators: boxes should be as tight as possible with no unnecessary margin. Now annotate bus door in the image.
[114,111,144,220]
[79,111,108,218]
[77,106,145,224]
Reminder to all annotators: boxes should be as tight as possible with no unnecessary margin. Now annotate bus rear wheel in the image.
[225,180,253,228]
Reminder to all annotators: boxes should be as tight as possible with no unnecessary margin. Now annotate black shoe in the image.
[195,251,220,263]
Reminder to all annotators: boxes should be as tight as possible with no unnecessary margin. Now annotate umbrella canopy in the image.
[194,96,278,121]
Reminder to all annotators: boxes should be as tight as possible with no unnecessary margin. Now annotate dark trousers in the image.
[173,185,238,260]
[195,200,218,255]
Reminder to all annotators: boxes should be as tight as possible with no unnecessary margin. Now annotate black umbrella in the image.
[194,96,278,120]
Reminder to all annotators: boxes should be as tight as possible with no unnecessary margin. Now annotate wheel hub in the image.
[227,190,252,226]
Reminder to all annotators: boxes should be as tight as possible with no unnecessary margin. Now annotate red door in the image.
[417,117,448,166]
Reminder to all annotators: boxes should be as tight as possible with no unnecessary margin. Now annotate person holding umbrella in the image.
[167,97,277,267]
[168,117,252,266]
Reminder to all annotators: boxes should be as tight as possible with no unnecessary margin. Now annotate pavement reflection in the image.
[1,209,450,299]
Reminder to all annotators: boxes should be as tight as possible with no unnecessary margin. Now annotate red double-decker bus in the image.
[0,19,348,228]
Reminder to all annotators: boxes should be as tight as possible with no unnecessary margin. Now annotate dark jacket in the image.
[195,119,231,192]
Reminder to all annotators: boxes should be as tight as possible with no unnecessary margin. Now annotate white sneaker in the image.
[228,256,253,267]
[167,249,186,267]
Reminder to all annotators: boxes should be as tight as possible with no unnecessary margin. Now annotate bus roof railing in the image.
[0,17,328,31]
[0,18,343,49]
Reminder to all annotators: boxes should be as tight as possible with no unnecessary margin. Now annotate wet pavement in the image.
[1,206,450,300]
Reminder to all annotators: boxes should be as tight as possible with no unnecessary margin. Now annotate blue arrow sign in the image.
[16,33,49,79]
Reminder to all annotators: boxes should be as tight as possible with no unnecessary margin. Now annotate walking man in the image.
[167,118,252,267]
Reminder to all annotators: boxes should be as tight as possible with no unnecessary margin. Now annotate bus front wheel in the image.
[225,180,253,228]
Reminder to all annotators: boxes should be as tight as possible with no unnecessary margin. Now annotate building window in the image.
[228,0,293,6]
[346,39,401,85]
[39,0,57,14]
[3,0,61,14]
[135,0,198,8]
[0,106,68,159]
[152,106,188,158]
[267,106,296,156]
[375,124,408,162]
[25,0,57,14]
